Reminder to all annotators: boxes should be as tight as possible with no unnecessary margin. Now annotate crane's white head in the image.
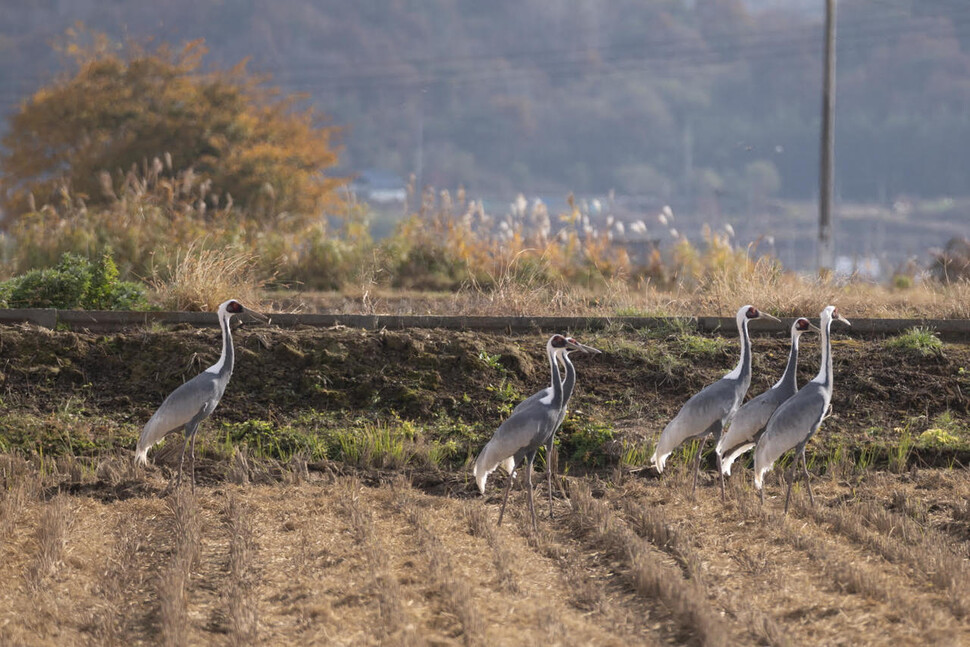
[736,305,781,325]
[547,334,569,353]
[220,299,245,316]
[792,317,820,336]
[820,305,851,327]
[217,299,269,323]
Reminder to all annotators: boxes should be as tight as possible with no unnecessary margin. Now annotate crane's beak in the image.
[836,314,851,326]
[567,339,602,354]
[760,312,781,322]
[808,323,822,333]
[244,308,271,324]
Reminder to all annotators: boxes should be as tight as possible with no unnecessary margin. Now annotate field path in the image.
[1,464,969,645]
[608,467,970,646]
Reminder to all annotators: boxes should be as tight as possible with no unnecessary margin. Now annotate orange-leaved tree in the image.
[0,28,343,225]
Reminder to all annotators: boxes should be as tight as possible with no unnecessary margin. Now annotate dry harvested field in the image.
[0,321,969,645]
[2,457,970,646]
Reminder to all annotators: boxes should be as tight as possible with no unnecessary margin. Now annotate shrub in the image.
[561,420,616,467]
[885,326,944,357]
[0,28,342,221]
[148,242,265,312]
[0,252,147,310]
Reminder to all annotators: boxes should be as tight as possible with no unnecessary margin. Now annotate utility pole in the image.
[818,0,837,274]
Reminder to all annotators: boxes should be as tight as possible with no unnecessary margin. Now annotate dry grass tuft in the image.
[225,493,259,645]
[286,451,310,484]
[25,494,72,589]
[399,488,484,646]
[622,498,703,582]
[89,522,146,644]
[341,478,417,646]
[461,501,519,593]
[759,500,952,631]
[0,482,32,550]
[230,446,252,485]
[802,499,970,618]
[158,490,201,646]
[149,241,267,312]
[569,482,726,647]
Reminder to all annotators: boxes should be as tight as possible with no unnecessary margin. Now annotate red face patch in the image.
[227,301,244,314]
[746,307,759,318]
[551,335,567,348]
[796,318,810,331]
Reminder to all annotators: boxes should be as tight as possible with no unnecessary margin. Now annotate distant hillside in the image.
[0,1,968,213]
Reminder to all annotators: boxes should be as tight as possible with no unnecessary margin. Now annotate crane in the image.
[717,317,819,478]
[536,337,601,519]
[474,334,600,530]
[650,305,780,499]
[134,299,267,490]
[753,305,850,512]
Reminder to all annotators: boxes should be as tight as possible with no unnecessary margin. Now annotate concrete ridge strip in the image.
[0,308,968,338]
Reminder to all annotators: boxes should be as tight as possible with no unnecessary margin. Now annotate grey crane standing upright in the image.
[540,336,597,519]
[494,335,595,517]
[717,317,819,478]
[753,305,850,513]
[474,334,600,530]
[134,299,267,490]
[650,305,780,499]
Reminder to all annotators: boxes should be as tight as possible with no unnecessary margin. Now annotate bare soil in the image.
[1,459,970,646]
[0,321,967,463]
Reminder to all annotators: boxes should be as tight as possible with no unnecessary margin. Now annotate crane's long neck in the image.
[726,316,752,390]
[814,317,833,388]
[207,311,235,378]
[774,331,801,390]
[549,347,564,409]
[561,351,576,409]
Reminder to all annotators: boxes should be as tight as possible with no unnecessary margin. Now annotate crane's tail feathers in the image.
[472,463,488,494]
[473,450,518,494]
[720,442,755,476]
[472,439,515,494]
[649,449,670,474]
[134,412,172,468]
[754,462,772,490]
[501,456,516,479]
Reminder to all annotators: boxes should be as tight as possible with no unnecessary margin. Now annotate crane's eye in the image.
[746,307,759,318]
[227,301,243,313]
[796,318,810,330]
[551,335,567,348]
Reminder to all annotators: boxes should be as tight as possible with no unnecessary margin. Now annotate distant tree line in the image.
[0,0,968,209]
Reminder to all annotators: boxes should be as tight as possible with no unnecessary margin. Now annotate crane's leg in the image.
[717,453,726,502]
[691,437,707,498]
[801,449,815,507]
[783,467,795,515]
[176,433,191,490]
[759,484,765,506]
[525,457,538,533]
[189,432,198,493]
[497,468,515,527]
[546,440,555,520]
[552,442,569,503]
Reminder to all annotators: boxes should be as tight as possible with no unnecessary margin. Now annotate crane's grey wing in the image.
[512,387,553,415]
[134,373,220,465]
[753,386,826,489]
[650,379,736,473]
[474,398,557,493]
[717,387,791,474]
